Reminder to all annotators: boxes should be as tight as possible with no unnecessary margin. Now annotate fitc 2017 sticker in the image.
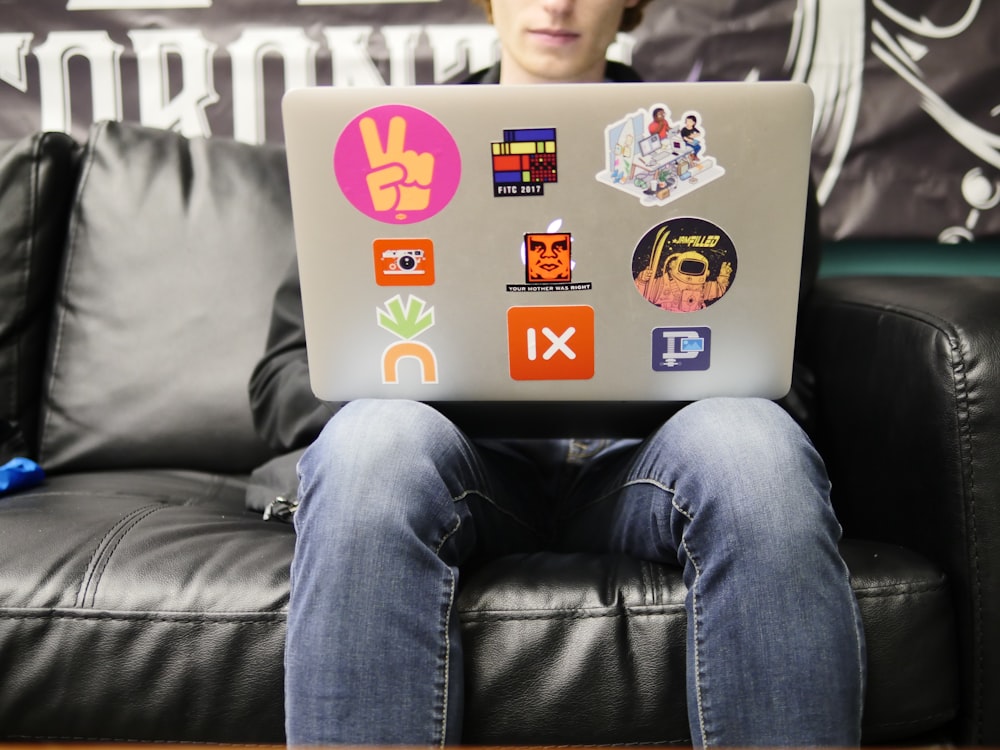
[631,217,737,312]
[334,104,461,225]
[596,104,724,207]
[491,127,557,197]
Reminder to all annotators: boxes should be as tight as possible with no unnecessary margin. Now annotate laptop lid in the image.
[282,80,814,436]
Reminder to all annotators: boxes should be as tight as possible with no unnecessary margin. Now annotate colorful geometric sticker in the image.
[652,327,711,372]
[492,128,557,197]
[595,104,725,207]
[334,104,461,225]
[631,217,737,313]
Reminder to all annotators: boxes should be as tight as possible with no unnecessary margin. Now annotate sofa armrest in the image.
[801,274,1000,744]
[0,131,80,462]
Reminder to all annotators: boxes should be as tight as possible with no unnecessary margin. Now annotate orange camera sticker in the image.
[631,217,737,313]
[524,232,572,283]
[373,238,435,286]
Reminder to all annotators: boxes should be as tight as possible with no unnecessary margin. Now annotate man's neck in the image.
[498,58,607,86]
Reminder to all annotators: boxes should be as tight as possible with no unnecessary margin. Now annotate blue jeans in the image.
[285,398,865,747]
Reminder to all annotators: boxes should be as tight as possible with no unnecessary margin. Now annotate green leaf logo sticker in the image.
[377,294,439,385]
[377,294,435,339]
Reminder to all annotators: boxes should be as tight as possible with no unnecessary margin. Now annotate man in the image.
[681,113,703,160]
[248,0,866,746]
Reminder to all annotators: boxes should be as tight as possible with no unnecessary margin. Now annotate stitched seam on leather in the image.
[851,581,948,597]
[864,709,957,730]
[460,604,686,622]
[5,737,269,745]
[5,737,682,748]
[949,315,984,742]
[75,503,165,608]
[9,488,227,501]
[1,610,286,622]
[638,559,651,607]
[38,121,107,463]
[6,134,41,418]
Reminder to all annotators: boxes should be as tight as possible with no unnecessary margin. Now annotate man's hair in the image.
[469,0,655,33]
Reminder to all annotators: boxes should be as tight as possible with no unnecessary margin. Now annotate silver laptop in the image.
[282,80,814,436]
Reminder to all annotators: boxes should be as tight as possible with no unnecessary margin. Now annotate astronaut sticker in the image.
[631,217,737,312]
[596,104,724,207]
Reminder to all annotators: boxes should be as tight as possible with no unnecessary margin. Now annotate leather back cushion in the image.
[39,121,293,474]
[0,132,79,463]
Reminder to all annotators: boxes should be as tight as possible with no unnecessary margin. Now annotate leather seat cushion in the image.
[0,471,958,744]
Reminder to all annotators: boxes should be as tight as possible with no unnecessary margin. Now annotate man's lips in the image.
[528,28,580,44]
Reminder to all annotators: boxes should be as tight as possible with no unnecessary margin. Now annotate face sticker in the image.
[376,294,438,384]
[334,104,461,224]
[492,128,557,197]
[525,232,572,283]
[631,217,737,313]
[373,238,435,286]
[652,327,712,372]
[505,219,592,293]
[595,105,725,206]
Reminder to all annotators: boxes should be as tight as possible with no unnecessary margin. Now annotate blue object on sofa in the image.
[0,457,44,495]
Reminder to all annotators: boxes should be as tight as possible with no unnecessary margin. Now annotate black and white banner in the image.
[1,0,997,241]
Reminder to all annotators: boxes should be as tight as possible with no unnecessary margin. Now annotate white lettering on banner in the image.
[0,34,34,93]
[873,0,981,38]
[228,28,319,145]
[0,23,619,145]
[33,31,125,133]
[783,0,998,240]
[867,0,1000,239]
[785,0,866,206]
[939,167,1000,243]
[380,26,422,88]
[322,26,389,89]
[68,0,211,8]
[422,25,498,83]
[128,30,219,137]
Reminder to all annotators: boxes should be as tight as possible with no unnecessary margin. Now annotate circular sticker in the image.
[631,217,737,312]
[333,104,461,225]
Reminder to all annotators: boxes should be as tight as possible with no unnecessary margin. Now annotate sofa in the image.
[0,120,996,745]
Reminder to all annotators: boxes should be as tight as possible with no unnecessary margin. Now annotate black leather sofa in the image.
[0,121,997,745]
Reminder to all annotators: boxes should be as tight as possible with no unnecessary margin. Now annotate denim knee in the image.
[295,399,471,540]
[651,398,837,553]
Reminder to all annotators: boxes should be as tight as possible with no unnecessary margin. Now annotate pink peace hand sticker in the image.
[335,104,461,225]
